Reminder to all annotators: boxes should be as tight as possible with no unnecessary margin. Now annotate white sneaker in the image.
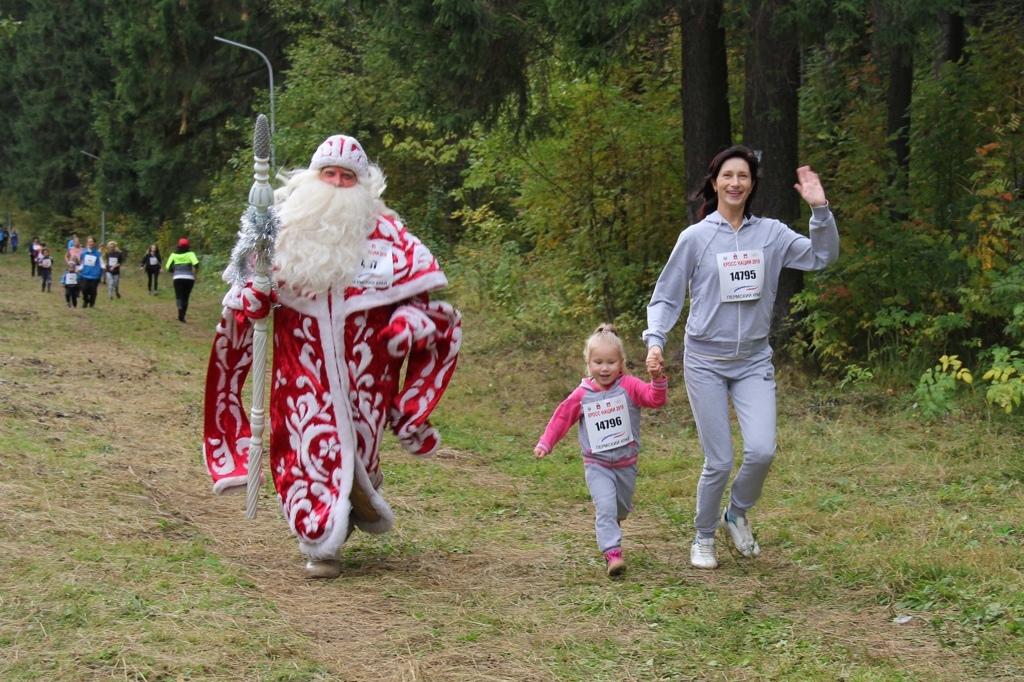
[721,510,761,558]
[690,537,718,569]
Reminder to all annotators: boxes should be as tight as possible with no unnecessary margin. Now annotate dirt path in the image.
[0,255,981,681]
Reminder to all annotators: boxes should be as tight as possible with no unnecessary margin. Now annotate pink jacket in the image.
[535,374,667,467]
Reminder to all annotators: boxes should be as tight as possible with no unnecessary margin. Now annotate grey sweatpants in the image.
[684,347,776,538]
[584,462,638,552]
[107,273,120,298]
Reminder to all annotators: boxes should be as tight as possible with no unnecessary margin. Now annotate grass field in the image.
[1,252,1021,681]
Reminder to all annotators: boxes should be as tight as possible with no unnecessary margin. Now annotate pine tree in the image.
[2,0,112,215]
[94,0,288,222]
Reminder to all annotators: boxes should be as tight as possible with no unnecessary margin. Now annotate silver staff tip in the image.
[253,114,271,160]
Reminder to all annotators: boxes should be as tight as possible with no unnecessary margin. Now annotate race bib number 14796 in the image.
[583,394,633,453]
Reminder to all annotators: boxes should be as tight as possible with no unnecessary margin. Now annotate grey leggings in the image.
[584,462,637,552]
[684,347,777,538]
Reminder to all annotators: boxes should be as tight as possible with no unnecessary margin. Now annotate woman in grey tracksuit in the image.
[643,145,839,569]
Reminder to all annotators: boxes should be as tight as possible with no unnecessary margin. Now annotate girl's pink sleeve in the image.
[535,387,585,455]
[622,374,668,408]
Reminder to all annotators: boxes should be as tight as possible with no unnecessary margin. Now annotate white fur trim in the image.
[341,271,449,316]
[350,457,395,535]
[212,475,248,495]
[295,294,357,560]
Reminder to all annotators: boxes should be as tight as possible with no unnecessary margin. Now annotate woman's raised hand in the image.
[794,166,827,208]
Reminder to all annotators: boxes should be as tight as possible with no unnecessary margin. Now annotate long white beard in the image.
[272,171,378,296]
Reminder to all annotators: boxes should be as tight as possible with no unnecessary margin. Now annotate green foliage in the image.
[913,354,973,418]
[1,0,113,215]
[179,135,252,257]
[837,363,874,389]
[448,61,685,336]
[0,0,287,249]
[94,0,286,222]
[194,21,470,255]
[794,7,1024,381]
[366,0,676,133]
[914,347,1024,417]
[377,116,473,252]
[981,346,1024,415]
[3,0,1024,399]
[0,13,22,171]
[367,0,539,131]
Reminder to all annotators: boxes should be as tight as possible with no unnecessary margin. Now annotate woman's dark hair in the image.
[690,144,761,220]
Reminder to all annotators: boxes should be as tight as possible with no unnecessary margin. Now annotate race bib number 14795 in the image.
[716,249,764,302]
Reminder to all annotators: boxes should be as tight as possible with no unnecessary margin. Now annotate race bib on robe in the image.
[716,249,764,302]
[353,239,394,289]
[108,257,119,267]
[41,258,52,268]
[83,254,97,267]
[583,394,634,453]
[65,272,78,285]
[149,256,158,266]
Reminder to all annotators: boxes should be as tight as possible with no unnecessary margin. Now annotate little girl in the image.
[61,261,80,308]
[37,247,53,292]
[533,324,667,577]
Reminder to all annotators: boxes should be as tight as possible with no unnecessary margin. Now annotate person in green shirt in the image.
[165,237,199,322]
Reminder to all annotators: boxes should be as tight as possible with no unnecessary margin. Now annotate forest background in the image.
[1,2,1023,679]
[1,0,1022,411]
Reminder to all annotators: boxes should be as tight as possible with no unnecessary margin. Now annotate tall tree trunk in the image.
[939,8,966,66]
[680,0,731,223]
[742,0,801,347]
[873,0,915,219]
[886,43,913,173]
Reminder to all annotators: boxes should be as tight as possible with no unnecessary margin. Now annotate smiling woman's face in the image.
[713,157,753,213]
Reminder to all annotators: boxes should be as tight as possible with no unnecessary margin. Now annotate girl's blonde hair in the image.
[584,323,627,368]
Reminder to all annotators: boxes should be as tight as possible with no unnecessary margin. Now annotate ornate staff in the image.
[223,114,277,519]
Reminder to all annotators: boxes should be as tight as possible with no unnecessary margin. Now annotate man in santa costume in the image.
[203,133,462,578]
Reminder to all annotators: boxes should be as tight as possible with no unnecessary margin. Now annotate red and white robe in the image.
[203,213,461,559]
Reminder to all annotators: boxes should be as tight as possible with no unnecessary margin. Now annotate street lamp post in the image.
[213,36,275,171]
[80,150,106,245]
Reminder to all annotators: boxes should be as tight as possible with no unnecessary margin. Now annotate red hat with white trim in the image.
[308,134,369,179]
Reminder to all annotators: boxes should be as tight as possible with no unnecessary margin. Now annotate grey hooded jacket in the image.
[643,206,839,358]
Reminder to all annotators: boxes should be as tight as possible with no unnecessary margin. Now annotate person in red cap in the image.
[165,237,199,322]
[203,133,462,578]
